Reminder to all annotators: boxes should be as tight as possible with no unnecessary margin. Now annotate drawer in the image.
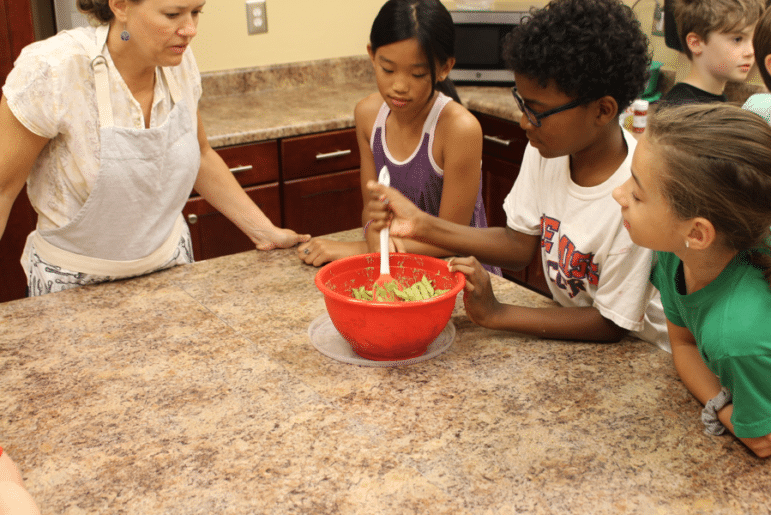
[475,112,528,164]
[281,128,360,180]
[215,140,280,187]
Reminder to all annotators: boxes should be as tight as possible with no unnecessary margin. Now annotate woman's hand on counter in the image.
[297,238,368,267]
[253,226,311,251]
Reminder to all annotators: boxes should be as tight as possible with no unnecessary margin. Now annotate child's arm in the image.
[0,450,41,515]
[390,103,486,258]
[668,320,771,458]
[449,256,627,342]
[365,181,540,271]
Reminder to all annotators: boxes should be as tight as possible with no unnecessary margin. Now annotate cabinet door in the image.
[1,0,34,89]
[478,112,528,164]
[0,190,36,302]
[184,183,281,261]
[0,0,36,303]
[475,111,551,297]
[480,154,526,284]
[283,169,363,237]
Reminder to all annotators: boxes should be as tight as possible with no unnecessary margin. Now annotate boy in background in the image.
[660,0,764,106]
[743,5,771,122]
[366,0,669,351]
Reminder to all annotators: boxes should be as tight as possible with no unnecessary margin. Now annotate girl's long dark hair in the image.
[369,0,460,103]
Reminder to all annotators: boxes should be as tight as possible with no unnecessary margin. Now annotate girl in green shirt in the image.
[612,103,771,458]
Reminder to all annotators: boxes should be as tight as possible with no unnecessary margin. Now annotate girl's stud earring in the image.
[685,240,690,248]
[120,30,130,41]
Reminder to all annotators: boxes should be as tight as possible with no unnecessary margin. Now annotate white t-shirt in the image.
[503,129,669,351]
[2,25,202,233]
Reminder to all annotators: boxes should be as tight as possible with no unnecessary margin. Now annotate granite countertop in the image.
[1,229,769,514]
[198,56,520,147]
[197,57,766,149]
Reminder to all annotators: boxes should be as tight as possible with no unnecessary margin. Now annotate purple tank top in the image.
[371,92,489,227]
[371,92,500,275]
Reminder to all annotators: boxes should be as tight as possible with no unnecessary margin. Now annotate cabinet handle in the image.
[483,135,512,147]
[315,149,352,161]
[229,165,253,174]
[187,214,198,224]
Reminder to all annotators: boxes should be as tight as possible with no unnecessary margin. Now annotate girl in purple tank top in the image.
[298,0,500,275]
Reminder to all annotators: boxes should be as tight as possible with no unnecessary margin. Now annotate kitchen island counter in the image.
[1,230,769,514]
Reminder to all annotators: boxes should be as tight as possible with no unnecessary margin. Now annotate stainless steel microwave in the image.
[449,10,529,84]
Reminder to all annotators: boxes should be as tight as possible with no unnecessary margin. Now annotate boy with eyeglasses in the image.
[365,0,668,350]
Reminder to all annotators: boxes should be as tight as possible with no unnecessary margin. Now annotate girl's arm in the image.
[0,97,49,241]
[668,320,771,458]
[668,320,723,404]
[193,112,310,250]
[393,102,484,258]
[354,94,383,252]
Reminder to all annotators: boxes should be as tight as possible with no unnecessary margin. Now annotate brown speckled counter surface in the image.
[198,56,520,147]
[1,229,769,514]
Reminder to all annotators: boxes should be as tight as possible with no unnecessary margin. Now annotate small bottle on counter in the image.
[632,99,649,134]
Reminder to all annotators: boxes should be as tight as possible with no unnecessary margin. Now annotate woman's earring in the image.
[120,30,130,41]
[685,240,690,248]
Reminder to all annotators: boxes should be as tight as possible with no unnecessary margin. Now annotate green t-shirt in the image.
[651,250,771,438]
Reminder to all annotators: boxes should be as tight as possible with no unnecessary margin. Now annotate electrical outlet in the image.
[246,0,267,35]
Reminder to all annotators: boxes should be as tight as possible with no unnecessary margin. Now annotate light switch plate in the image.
[246,0,267,35]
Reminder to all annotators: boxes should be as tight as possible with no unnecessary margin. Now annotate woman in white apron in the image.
[0,0,310,296]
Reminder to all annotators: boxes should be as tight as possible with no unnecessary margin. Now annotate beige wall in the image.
[190,0,761,85]
[190,0,384,72]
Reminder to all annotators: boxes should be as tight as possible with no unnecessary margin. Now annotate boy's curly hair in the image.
[503,0,650,113]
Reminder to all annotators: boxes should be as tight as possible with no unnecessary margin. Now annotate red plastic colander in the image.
[315,253,465,361]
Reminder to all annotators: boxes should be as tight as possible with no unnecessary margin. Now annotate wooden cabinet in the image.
[0,0,37,303]
[183,128,363,262]
[183,140,281,261]
[281,128,363,236]
[475,111,551,297]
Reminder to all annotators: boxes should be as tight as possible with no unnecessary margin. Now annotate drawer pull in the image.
[187,214,198,225]
[483,135,512,147]
[315,149,352,161]
[229,165,253,174]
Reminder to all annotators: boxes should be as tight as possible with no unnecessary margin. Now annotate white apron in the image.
[25,24,200,296]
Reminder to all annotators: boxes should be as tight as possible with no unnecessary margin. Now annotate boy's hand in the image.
[448,256,502,328]
[365,181,422,238]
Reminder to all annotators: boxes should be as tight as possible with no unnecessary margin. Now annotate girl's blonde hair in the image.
[648,104,771,283]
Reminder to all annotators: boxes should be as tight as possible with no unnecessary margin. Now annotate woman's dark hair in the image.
[77,0,114,23]
[503,0,650,113]
[369,0,460,103]
[648,104,771,284]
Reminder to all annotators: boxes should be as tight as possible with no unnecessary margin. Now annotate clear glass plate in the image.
[308,313,455,367]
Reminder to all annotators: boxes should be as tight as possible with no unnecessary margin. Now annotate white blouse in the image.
[2,25,202,232]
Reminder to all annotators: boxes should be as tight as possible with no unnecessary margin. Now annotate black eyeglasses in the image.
[511,85,587,128]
